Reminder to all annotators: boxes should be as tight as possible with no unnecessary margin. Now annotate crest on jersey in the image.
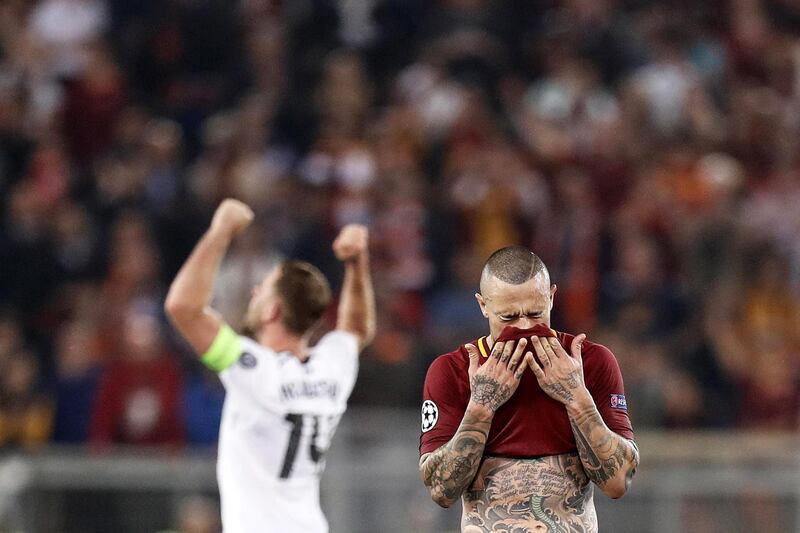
[239,352,257,369]
[421,400,439,433]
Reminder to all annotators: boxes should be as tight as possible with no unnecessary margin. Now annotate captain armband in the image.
[201,324,242,372]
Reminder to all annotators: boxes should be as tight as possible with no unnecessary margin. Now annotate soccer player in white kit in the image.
[165,199,375,532]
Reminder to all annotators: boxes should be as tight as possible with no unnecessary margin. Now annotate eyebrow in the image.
[496,309,544,317]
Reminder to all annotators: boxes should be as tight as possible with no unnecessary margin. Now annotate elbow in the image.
[164,295,199,326]
[361,321,377,348]
[602,467,636,500]
[164,296,186,320]
[603,482,628,500]
[419,455,458,508]
[429,488,456,508]
[340,319,376,349]
[433,497,454,509]
[420,472,456,508]
[604,441,639,499]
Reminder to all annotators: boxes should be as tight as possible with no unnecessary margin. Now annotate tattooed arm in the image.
[530,335,639,499]
[419,401,493,508]
[420,339,532,508]
[566,395,639,498]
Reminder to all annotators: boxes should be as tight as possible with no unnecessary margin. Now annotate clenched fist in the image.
[211,199,254,237]
[332,224,368,261]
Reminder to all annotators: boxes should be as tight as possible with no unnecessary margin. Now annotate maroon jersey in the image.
[419,330,634,457]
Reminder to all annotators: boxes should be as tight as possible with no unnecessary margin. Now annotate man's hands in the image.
[529,334,590,407]
[332,224,368,261]
[211,199,254,238]
[465,339,533,414]
[466,334,592,411]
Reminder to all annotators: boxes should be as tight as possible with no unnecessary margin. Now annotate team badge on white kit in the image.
[421,400,439,432]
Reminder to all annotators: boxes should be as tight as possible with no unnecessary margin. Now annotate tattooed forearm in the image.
[568,405,639,497]
[421,405,492,507]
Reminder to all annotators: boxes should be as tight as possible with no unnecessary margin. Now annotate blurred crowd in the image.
[1,0,799,451]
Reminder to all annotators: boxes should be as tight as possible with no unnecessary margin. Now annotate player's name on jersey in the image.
[280,380,340,401]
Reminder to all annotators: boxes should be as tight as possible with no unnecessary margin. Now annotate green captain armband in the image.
[201,324,242,372]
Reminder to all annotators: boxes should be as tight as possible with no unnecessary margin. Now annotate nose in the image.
[517,317,540,329]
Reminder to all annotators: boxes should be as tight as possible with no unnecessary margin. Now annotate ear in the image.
[475,293,489,318]
[262,300,281,325]
[549,284,557,310]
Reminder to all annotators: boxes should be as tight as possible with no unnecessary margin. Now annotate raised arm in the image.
[164,199,254,354]
[420,340,532,507]
[529,335,639,499]
[331,224,376,351]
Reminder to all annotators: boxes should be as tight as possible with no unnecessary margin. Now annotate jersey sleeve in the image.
[314,330,360,395]
[584,343,635,441]
[202,324,283,410]
[419,354,469,456]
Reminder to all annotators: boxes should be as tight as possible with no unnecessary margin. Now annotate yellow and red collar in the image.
[478,336,490,358]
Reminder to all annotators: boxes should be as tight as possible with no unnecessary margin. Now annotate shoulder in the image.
[583,341,619,370]
[239,335,277,357]
[425,343,471,380]
[423,345,472,401]
[557,331,619,369]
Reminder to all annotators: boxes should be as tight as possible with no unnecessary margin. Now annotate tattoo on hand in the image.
[564,370,581,389]
[542,382,575,404]
[471,374,512,412]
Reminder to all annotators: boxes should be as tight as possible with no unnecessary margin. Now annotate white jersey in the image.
[211,329,359,533]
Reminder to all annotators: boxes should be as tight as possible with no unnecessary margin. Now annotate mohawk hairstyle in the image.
[479,246,549,294]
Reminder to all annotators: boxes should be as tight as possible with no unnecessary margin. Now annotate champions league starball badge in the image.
[421,400,439,433]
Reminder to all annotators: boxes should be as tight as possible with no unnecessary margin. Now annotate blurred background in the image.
[1,0,800,531]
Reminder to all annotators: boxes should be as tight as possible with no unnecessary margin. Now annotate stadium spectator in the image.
[182,367,224,447]
[0,349,53,449]
[51,319,103,443]
[0,312,25,365]
[89,304,184,447]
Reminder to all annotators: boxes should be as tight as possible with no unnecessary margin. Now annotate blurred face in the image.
[476,272,556,341]
[0,317,22,358]
[245,266,281,332]
[57,322,96,376]
[123,312,161,360]
[5,353,37,395]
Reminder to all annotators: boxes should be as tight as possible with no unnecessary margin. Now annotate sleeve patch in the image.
[421,400,439,432]
[610,394,627,410]
[238,351,257,368]
[201,324,242,372]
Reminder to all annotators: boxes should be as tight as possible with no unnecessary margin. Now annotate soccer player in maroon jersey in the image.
[419,246,639,532]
